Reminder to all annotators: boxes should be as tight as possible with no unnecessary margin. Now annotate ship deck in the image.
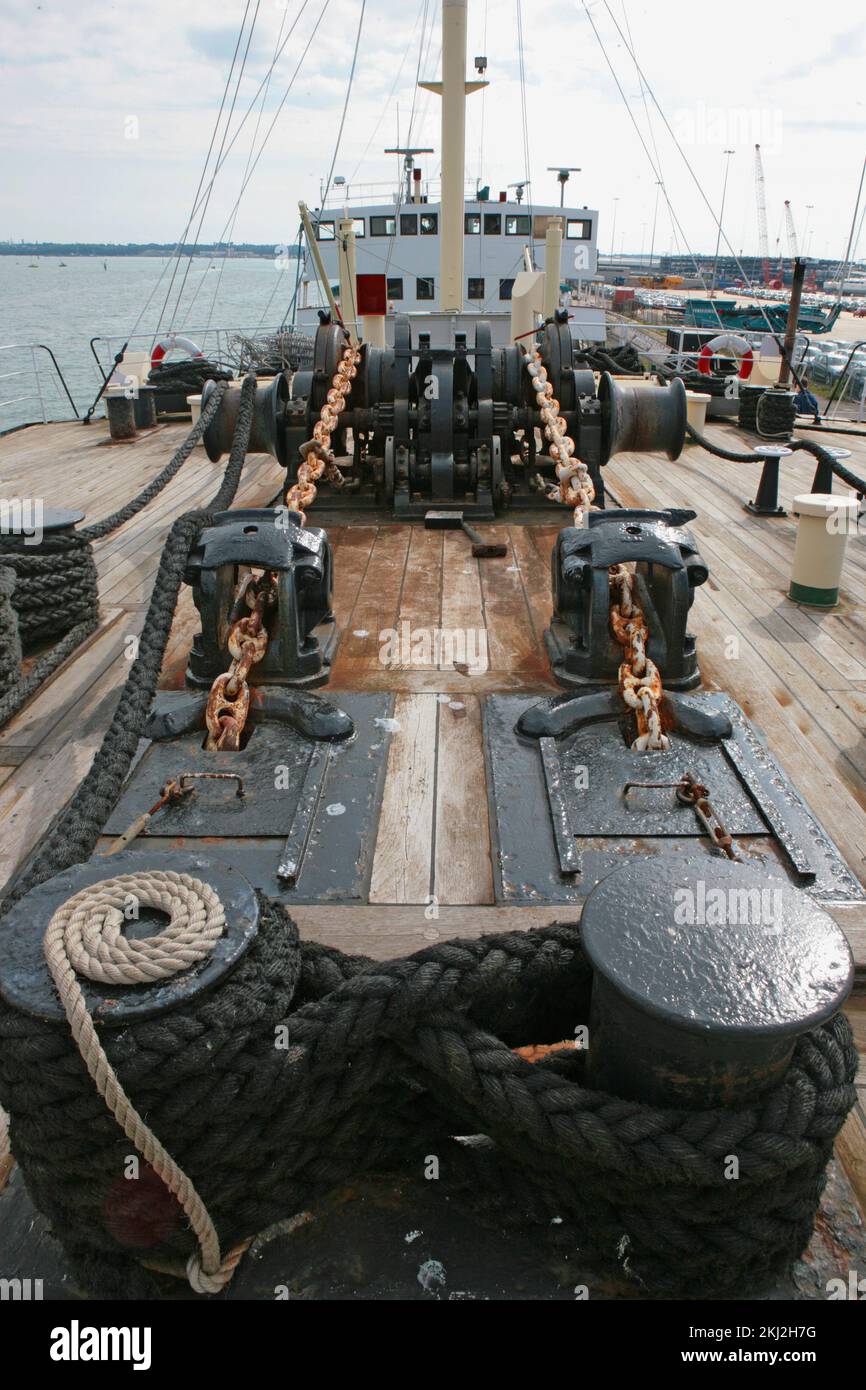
[0,409,864,1281]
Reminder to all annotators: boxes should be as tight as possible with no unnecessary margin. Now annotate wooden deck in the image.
[0,409,865,1215]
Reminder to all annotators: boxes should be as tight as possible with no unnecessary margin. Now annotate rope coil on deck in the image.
[41,870,251,1293]
[0,904,856,1299]
[0,379,232,731]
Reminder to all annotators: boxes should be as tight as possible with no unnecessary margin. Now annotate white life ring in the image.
[698,333,754,380]
[150,333,204,368]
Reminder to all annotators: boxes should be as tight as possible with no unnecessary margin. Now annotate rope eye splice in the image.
[522,346,668,752]
[41,870,250,1295]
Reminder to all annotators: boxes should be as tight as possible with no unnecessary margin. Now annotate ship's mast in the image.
[419,0,487,313]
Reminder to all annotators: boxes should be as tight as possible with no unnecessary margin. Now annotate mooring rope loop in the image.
[43,869,248,1292]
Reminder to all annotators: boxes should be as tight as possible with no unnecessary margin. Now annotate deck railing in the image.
[0,343,79,432]
[88,323,297,382]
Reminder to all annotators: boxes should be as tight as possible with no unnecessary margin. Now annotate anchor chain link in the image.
[522,346,668,751]
[287,338,360,522]
[205,572,277,751]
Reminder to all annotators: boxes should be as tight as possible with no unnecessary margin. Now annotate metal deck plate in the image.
[554,733,765,836]
[0,852,259,1025]
[483,692,865,906]
[103,692,394,904]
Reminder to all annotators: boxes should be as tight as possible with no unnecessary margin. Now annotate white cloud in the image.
[0,0,862,266]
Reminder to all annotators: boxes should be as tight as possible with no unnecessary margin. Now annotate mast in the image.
[419,0,487,313]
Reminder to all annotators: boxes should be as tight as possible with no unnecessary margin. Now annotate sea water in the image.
[0,253,300,431]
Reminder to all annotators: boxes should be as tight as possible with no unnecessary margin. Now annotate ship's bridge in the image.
[298,197,600,328]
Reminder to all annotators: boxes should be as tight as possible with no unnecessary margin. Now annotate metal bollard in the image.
[132,385,158,430]
[580,859,852,1109]
[788,492,860,608]
[105,387,137,441]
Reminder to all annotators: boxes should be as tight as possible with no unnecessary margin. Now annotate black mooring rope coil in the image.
[148,359,233,400]
[0,379,232,730]
[0,905,855,1300]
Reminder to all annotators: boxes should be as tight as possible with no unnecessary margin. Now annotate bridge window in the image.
[566,219,592,240]
[467,277,485,300]
[370,215,395,237]
[417,276,435,300]
[387,277,403,300]
[483,213,502,235]
[420,213,438,235]
[499,278,515,300]
[505,215,531,235]
[465,213,481,235]
[400,213,418,235]
[315,220,335,241]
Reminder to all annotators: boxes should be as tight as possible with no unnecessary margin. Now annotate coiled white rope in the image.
[43,869,250,1293]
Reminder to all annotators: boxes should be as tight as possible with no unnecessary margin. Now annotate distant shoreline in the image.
[0,244,300,259]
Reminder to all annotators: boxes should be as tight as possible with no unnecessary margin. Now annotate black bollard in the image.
[581,858,852,1109]
[132,385,158,430]
[105,391,137,441]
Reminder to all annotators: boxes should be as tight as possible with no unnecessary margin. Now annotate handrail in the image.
[0,342,80,425]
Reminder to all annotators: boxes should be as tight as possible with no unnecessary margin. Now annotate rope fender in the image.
[0,887,856,1301]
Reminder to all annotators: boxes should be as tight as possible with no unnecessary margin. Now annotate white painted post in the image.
[510,269,546,344]
[544,217,564,319]
[788,493,860,607]
[337,215,358,342]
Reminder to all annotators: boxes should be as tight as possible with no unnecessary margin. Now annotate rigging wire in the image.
[477,0,489,282]
[316,0,367,228]
[317,0,367,336]
[581,3,723,326]
[515,0,535,266]
[383,0,432,281]
[161,1,261,334]
[596,1,786,340]
[192,0,292,335]
[175,0,331,335]
[347,0,428,186]
[127,3,253,341]
[126,0,313,343]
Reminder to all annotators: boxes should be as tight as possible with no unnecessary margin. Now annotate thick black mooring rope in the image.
[0,379,233,730]
[0,373,258,909]
[0,905,855,1301]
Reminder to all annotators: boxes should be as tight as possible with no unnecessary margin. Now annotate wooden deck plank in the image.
[433,694,494,906]
[368,692,438,905]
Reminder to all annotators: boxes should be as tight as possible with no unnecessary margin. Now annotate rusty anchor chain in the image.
[522,346,667,751]
[286,337,361,522]
[609,564,669,752]
[205,573,277,751]
[624,772,738,858]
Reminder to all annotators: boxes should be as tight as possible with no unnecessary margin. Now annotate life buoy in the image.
[150,334,204,368]
[698,333,753,380]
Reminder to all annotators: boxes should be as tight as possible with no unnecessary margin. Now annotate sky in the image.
[0,0,864,264]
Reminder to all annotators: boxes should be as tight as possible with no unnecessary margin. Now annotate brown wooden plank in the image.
[433,694,494,905]
[368,692,437,904]
[292,902,582,958]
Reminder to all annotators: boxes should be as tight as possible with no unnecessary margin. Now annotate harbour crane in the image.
[754,144,772,287]
[784,200,798,259]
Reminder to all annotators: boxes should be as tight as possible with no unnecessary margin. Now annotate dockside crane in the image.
[754,144,772,287]
[784,199,798,259]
